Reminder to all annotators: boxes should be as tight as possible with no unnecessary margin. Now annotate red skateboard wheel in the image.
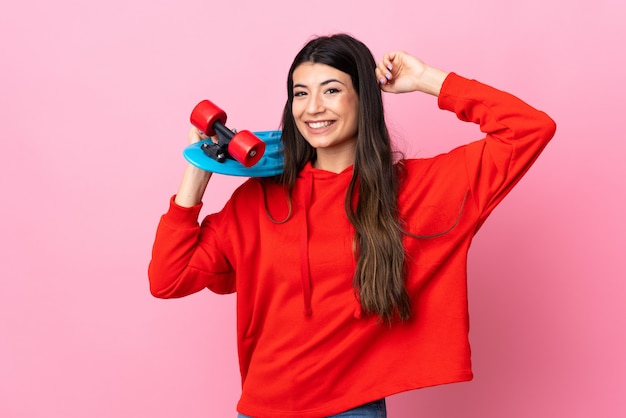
[228,130,266,167]
[190,100,227,136]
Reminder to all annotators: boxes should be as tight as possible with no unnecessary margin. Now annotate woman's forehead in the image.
[292,62,352,87]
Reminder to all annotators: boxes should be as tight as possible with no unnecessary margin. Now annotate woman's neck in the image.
[313,146,356,173]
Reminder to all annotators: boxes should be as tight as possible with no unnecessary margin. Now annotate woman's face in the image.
[291,62,359,160]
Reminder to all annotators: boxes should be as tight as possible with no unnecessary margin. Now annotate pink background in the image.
[1,0,624,417]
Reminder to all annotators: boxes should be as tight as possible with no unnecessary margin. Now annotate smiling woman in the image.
[291,62,359,171]
[148,33,556,418]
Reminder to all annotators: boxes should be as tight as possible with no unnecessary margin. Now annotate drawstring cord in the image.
[300,171,313,316]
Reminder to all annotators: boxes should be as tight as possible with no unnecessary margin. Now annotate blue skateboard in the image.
[184,99,284,177]
[183,130,284,177]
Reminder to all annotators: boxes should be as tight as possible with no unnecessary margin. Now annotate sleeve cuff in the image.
[162,195,204,227]
[437,72,471,112]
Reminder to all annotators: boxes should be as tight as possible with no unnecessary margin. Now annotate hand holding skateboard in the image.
[184,99,284,177]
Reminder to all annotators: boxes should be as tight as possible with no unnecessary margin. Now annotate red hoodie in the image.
[148,73,556,417]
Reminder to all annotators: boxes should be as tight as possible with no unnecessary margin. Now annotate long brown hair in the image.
[276,34,410,323]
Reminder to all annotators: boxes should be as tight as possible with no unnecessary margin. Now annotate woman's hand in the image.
[376,51,449,97]
[188,126,216,145]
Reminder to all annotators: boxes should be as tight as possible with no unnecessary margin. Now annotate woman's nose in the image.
[306,94,324,114]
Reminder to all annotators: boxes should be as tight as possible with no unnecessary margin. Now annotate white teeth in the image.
[308,121,332,129]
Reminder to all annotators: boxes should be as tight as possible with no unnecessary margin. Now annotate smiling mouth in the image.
[307,121,334,129]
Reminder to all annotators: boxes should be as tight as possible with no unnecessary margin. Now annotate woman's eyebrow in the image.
[293,79,347,89]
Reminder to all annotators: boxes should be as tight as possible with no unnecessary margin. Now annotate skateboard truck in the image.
[190,99,265,167]
[200,123,240,163]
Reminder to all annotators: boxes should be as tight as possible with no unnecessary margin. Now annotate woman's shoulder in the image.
[396,146,468,179]
[225,177,288,208]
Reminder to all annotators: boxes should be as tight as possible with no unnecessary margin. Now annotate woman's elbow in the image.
[147,264,177,299]
[148,276,173,299]
[538,111,557,143]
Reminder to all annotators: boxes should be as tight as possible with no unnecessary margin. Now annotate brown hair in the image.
[275,34,410,323]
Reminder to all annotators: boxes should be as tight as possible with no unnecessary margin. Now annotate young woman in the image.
[149,34,556,418]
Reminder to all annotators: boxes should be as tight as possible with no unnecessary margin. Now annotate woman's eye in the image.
[325,88,341,94]
[293,91,306,97]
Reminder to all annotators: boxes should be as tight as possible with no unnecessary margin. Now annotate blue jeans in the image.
[237,398,386,418]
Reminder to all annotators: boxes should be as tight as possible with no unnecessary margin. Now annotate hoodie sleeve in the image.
[437,73,557,225]
[148,196,235,299]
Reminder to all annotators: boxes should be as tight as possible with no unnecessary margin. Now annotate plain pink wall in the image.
[1,0,624,417]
